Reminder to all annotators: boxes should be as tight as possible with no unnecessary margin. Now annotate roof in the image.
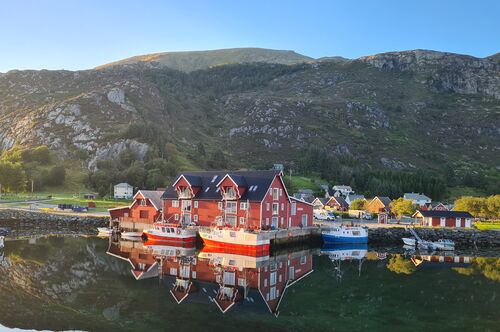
[333,185,352,191]
[347,194,365,201]
[414,210,474,218]
[138,190,164,210]
[332,196,348,207]
[313,197,328,205]
[162,170,281,202]
[375,196,392,207]
[291,196,314,206]
[404,193,431,201]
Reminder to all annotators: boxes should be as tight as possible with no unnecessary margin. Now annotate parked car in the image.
[314,211,329,221]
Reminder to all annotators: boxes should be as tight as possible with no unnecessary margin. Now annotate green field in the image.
[475,222,500,231]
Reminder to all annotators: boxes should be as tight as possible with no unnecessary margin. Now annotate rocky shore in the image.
[0,208,108,238]
[368,227,500,248]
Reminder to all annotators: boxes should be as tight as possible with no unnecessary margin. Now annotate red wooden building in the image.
[162,170,313,230]
[326,196,349,211]
[412,210,473,228]
[106,238,159,280]
[108,190,164,232]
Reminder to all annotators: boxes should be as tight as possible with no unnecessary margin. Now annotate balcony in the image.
[178,192,191,199]
[222,193,237,200]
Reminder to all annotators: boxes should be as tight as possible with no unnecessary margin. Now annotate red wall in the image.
[429,216,470,228]
[110,193,160,224]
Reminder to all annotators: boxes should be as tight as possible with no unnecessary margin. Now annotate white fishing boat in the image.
[97,227,113,235]
[198,227,270,256]
[144,241,196,258]
[142,223,197,244]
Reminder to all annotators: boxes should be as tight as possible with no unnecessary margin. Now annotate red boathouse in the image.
[162,170,313,230]
[412,210,474,228]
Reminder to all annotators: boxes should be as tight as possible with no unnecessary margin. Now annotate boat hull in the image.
[322,233,368,244]
[143,232,196,244]
[199,230,270,256]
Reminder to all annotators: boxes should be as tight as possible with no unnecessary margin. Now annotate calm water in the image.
[0,236,498,332]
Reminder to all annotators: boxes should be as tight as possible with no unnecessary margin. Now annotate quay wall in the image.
[0,208,108,237]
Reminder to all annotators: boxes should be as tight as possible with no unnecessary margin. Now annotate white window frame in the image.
[266,202,270,211]
[172,200,179,208]
[273,188,279,200]
[194,201,199,209]
[240,202,248,210]
[218,202,223,210]
[291,202,297,216]
[193,214,198,222]
[174,214,179,221]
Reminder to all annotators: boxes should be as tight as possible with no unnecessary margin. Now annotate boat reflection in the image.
[410,253,472,267]
[320,243,368,281]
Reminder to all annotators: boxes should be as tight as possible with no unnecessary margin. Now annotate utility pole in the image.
[31,180,34,196]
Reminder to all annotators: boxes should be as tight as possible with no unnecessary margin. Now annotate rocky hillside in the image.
[0,48,499,173]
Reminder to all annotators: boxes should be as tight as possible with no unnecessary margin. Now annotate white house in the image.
[404,193,431,207]
[332,185,353,197]
[114,183,133,199]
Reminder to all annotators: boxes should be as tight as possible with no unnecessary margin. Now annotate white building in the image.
[114,183,133,199]
[345,194,365,205]
[332,185,353,197]
[404,193,431,207]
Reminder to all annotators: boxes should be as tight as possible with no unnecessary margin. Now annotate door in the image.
[440,217,446,227]
[272,216,278,228]
[465,219,471,228]
[455,218,461,227]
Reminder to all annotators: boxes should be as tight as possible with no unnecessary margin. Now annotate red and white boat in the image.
[198,227,270,256]
[142,223,196,244]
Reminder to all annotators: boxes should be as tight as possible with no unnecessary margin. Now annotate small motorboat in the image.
[97,227,113,235]
[143,223,196,244]
[322,225,368,244]
[0,236,4,249]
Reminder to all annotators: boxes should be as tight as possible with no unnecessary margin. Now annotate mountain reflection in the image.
[106,237,314,316]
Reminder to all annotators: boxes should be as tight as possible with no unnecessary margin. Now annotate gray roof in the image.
[404,193,431,201]
[332,196,348,207]
[417,210,473,218]
[115,182,132,188]
[163,170,281,202]
[347,194,365,201]
[376,196,392,207]
[139,190,164,210]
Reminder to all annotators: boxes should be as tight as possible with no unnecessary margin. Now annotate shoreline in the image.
[0,208,498,248]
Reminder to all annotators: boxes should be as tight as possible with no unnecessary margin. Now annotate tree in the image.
[46,166,66,186]
[454,196,486,217]
[0,161,27,192]
[485,195,500,219]
[349,199,366,210]
[387,254,416,275]
[196,143,206,157]
[390,198,416,219]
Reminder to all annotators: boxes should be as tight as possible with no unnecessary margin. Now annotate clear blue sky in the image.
[0,0,498,72]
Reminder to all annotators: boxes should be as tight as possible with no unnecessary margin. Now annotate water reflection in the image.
[106,237,314,316]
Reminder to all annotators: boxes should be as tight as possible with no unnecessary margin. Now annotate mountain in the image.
[96,47,314,72]
[0,48,499,178]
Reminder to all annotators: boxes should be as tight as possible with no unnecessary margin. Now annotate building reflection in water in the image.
[106,237,314,316]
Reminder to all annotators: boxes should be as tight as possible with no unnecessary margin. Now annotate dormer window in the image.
[177,186,191,199]
[223,186,237,200]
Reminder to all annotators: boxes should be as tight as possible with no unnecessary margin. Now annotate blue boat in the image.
[322,225,368,244]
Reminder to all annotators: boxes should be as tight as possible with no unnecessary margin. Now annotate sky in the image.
[0,0,498,72]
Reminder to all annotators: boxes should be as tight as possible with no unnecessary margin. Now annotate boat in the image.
[142,223,196,244]
[97,227,113,235]
[121,231,143,238]
[198,227,270,256]
[321,243,368,260]
[0,236,4,249]
[322,225,368,244]
[403,228,455,251]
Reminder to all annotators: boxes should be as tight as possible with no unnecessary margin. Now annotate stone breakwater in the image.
[0,208,108,237]
[368,227,500,248]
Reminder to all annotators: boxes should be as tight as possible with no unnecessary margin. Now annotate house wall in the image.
[261,176,290,229]
[428,216,472,228]
[114,185,133,199]
[290,200,313,227]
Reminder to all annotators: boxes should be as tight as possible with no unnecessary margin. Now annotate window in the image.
[211,175,218,183]
[174,214,179,221]
[140,199,147,206]
[272,216,278,228]
[281,203,284,211]
[266,202,270,211]
[240,202,248,210]
[280,189,283,197]
[301,214,308,226]
[273,188,279,200]
[270,271,277,286]
[300,256,307,265]
[291,202,297,216]
[194,201,199,209]
[218,202,223,210]
[269,287,276,301]
[139,210,149,219]
[272,203,279,215]
[239,217,245,225]
[193,215,198,222]
[172,200,179,208]
[226,216,237,226]
[226,201,237,214]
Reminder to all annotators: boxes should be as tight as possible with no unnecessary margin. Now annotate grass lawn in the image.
[285,175,324,194]
[46,197,131,210]
[474,222,500,230]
